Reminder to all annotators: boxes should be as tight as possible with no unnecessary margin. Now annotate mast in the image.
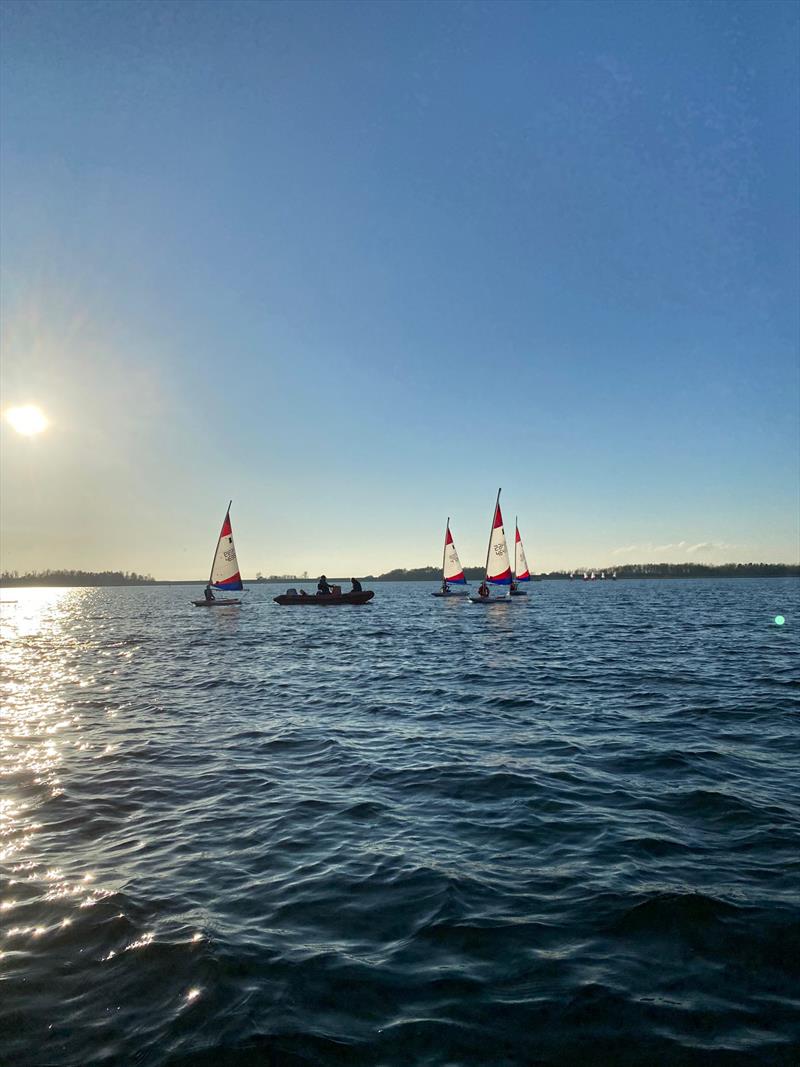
[442,518,449,583]
[483,488,501,582]
[209,499,233,583]
[514,514,518,579]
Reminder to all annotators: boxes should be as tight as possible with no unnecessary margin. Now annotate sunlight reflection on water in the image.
[0,589,99,899]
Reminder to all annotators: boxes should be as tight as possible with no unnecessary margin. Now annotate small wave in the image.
[611,892,742,937]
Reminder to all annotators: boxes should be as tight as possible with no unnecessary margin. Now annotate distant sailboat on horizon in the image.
[433,518,469,597]
[193,501,244,607]
[469,489,513,604]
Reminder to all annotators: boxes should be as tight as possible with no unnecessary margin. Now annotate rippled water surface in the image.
[1,579,799,1066]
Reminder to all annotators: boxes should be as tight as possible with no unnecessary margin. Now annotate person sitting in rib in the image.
[317,575,332,596]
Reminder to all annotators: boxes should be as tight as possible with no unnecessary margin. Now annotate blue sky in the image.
[1,0,798,577]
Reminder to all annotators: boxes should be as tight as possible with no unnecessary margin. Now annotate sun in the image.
[5,405,49,436]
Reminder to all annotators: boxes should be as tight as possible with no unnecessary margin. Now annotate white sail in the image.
[443,523,466,583]
[210,506,243,590]
[514,524,531,581]
[487,502,512,584]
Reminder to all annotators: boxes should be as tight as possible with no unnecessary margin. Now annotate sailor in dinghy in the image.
[432,519,469,597]
[469,490,513,604]
[193,501,244,607]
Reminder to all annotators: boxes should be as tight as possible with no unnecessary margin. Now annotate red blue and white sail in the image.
[443,522,467,584]
[514,523,531,582]
[210,506,243,591]
[487,502,512,585]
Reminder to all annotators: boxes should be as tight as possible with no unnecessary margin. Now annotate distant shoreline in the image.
[1,566,798,589]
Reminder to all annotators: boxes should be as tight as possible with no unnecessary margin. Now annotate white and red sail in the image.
[514,523,531,582]
[487,501,512,585]
[210,505,243,591]
[443,522,466,584]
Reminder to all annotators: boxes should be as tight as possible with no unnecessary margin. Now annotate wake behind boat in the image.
[193,501,244,608]
[432,518,469,596]
[469,489,512,604]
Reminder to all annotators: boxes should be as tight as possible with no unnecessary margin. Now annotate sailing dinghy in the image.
[193,501,244,607]
[469,489,513,604]
[510,518,531,596]
[432,518,469,596]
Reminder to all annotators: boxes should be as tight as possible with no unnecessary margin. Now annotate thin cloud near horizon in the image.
[613,540,742,558]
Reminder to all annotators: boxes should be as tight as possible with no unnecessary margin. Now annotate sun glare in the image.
[5,406,48,436]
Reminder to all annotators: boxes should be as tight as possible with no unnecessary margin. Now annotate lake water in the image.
[1,579,799,1066]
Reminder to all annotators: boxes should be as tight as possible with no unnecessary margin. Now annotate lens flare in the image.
[774,615,785,626]
[5,405,48,436]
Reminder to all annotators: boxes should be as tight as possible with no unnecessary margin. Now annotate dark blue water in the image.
[1,579,799,1066]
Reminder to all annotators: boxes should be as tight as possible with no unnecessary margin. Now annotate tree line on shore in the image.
[364,562,799,581]
[0,563,796,587]
[0,570,156,586]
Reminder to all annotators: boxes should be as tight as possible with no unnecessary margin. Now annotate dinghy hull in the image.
[274,591,375,606]
[193,599,241,607]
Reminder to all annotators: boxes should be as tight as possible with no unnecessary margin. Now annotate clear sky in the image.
[1,0,798,578]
